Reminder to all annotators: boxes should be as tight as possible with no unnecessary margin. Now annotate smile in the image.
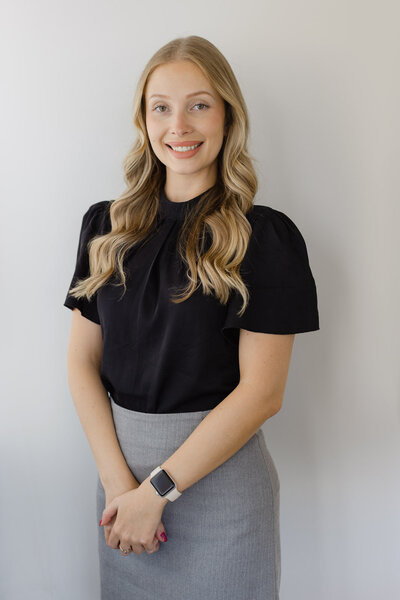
[168,143,201,152]
[165,142,204,158]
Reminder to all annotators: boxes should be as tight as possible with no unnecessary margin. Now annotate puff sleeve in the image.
[222,205,320,342]
[63,200,111,324]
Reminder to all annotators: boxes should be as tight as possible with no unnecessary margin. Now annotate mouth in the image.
[165,141,203,150]
[165,141,204,158]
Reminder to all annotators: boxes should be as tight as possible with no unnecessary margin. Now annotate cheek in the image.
[205,113,225,137]
[145,115,159,139]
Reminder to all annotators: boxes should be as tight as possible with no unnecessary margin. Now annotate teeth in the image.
[169,143,201,152]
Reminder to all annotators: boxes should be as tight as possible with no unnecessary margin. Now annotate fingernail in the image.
[160,532,167,542]
[99,519,102,526]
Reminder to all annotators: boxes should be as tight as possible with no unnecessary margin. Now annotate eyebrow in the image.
[148,91,215,100]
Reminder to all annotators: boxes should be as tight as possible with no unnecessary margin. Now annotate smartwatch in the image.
[149,466,182,502]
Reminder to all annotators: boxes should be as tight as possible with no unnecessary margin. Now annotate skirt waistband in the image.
[109,394,213,423]
[108,395,215,467]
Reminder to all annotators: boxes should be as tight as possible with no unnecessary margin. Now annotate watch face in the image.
[150,470,175,496]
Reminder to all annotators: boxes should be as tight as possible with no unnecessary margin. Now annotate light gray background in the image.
[1,1,399,598]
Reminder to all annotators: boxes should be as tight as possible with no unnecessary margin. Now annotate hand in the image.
[102,479,167,554]
[102,484,136,551]
[100,478,168,555]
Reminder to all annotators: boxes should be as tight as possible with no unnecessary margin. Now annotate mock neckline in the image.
[159,186,214,221]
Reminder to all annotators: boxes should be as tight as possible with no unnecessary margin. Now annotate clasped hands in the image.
[100,476,169,556]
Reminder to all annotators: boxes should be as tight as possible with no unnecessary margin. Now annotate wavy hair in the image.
[69,35,259,316]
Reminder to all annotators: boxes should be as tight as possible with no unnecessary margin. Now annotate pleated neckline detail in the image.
[159,186,213,221]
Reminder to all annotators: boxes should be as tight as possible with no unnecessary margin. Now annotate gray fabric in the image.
[96,396,281,599]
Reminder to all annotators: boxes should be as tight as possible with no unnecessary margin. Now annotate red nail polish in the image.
[99,519,102,526]
[161,532,167,542]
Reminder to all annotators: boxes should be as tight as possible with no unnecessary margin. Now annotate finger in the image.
[100,502,118,526]
[142,536,160,553]
[157,530,168,542]
[104,521,116,546]
[132,544,146,555]
[107,525,122,549]
[123,541,145,556]
[146,539,160,554]
[155,523,168,542]
[118,540,133,556]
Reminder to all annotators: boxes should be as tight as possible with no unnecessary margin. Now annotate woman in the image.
[64,35,319,600]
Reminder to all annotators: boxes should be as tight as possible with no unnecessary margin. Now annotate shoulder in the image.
[81,200,113,236]
[240,203,316,288]
[245,203,310,256]
[224,204,320,335]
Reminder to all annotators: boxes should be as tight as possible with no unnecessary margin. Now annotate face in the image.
[145,60,226,194]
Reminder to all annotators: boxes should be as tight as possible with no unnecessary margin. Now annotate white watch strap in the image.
[150,466,182,502]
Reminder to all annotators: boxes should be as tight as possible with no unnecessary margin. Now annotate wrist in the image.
[102,472,140,498]
[140,476,169,508]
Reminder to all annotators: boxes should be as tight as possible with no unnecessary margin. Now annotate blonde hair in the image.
[69,35,259,317]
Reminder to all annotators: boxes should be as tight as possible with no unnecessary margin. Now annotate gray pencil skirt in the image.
[96,396,281,600]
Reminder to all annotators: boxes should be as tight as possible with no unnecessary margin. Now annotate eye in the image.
[152,102,209,113]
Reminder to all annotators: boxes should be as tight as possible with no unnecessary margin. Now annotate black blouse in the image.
[63,188,320,413]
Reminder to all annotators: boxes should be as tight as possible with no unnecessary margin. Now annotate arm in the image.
[66,308,137,495]
[140,329,295,498]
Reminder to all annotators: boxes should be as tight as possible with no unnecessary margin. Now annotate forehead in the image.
[145,61,215,100]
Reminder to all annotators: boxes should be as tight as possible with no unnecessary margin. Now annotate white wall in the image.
[1,1,399,598]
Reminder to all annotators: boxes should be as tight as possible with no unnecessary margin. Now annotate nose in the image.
[170,108,193,136]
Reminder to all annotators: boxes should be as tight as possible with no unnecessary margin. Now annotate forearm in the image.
[67,361,138,492]
[145,381,281,495]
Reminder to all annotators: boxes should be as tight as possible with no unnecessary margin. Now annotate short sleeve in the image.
[222,205,320,342]
[63,201,111,324]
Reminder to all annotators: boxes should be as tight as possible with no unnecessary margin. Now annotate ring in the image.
[119,543,132,555]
